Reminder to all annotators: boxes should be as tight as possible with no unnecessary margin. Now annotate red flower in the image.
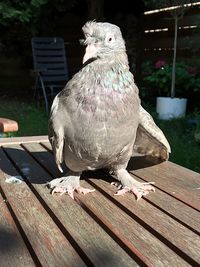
[187,67,197,76]
[155,60,166,69]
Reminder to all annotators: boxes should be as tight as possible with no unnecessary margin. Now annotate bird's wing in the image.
[48,94,67,172]
[133,106,171,160]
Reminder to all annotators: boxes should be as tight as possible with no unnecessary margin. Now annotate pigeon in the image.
[48,21,171,200]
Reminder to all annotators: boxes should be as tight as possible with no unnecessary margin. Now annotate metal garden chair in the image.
[31,37,69,113]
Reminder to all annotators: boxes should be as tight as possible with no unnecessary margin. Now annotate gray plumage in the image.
[48,21,171,200]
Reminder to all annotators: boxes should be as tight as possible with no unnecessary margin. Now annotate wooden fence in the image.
[140,4,200,64]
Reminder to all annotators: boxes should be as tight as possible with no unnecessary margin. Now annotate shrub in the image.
[141,60,200,98]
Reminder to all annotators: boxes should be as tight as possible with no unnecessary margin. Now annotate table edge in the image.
[0,135,48,145]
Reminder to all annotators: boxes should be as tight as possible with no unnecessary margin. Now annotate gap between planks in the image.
[2,142,200,266]
[15,142,200,266]
[1,144,142,266]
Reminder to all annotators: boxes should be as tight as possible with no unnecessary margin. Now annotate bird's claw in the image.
[76,187,95,195]
[51,185,95,199]
[51,185,74,198]
[114,183,155,200]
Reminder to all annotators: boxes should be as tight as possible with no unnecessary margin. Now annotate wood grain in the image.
[2,143,139,267]
[84,177,200,266]
[0,192,35,267]
[23,142,200,266]
[130,160,200,211]
[0,147,86,267]
[1,137,200,267]
[0,136,48,146]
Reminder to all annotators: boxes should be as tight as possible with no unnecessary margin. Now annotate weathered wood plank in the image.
[129,160,200,211]
[77,179,195,267]
[0,136,48,146]
[3,143,140,266]
[142,35,200,49]
[22,142,199,267]
[142,49,200,59]
[143,14,200,30]
[0,192,35,267]
[2,138,200,266]
[131,174,200,234]
[83,176,200,266]
[143,8,200,21]
[141,8,200,62]
[19,143,151,266]
[0,148,86,267]
[21,142,64,178]
[40,141,52,152]
[34,142,200,232]
[144,28,198,38]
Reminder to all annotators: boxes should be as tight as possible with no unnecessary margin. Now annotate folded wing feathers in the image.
[134,106,171,160]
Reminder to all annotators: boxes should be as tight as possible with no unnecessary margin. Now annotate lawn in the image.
[0,99,48,137]
[1,98,200,173]
[155,116,200,173]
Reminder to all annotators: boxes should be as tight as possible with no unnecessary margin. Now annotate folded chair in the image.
[31,37,69,113]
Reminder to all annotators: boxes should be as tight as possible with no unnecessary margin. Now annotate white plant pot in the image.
[156,97,187,120]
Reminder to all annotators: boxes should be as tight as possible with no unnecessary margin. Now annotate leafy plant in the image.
[0,0,49,25]
[142,60,200,98]
[143,0,192,98]
[0,0,77,56]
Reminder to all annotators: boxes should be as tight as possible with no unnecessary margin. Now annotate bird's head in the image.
[81,21,126,64]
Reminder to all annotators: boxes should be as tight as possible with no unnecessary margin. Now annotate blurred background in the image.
[0,0,200,172]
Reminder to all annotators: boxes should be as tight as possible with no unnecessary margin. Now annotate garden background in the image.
[0,0,200,172]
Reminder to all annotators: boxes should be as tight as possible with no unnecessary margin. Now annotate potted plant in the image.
[157,1,190,120]
[155,60,188,120]
[143,0,191,120]
[142,60,200,119]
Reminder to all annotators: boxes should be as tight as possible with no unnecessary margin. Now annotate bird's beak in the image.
[82,44,97,64]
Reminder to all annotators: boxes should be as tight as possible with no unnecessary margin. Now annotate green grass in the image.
[0,99,48,137]
[1,99,200,173]
[155,117,200,173]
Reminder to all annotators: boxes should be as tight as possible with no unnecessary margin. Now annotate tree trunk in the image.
[135,14,144,84]
[86,0,104,20]
[171,15,178,98]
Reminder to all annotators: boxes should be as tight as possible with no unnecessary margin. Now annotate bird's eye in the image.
[106,35,114,43]
[105,34,114,44]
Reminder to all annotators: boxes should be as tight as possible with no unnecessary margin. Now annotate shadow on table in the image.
[1,147,62,184]
[0,228,22,253]
[1,147,164,185]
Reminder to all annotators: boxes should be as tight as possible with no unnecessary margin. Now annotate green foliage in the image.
[0,0,77,56]
[144,105,200,173]
[0,0,76,25]
[157,117,200,173]
[141,60,200,98]
[0,0,49,25]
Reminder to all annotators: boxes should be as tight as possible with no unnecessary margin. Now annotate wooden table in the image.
[0,136,200,267]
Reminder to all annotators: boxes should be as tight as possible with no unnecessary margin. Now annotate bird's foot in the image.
[47,172,95,199]
[113,182,155,200]
[112,169,155,200]
[51,185,95,199]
